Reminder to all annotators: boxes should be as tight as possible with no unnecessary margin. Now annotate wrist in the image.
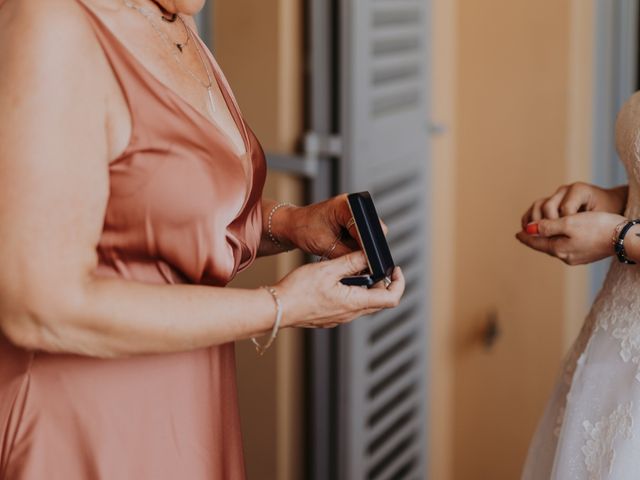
[608,185,629,214]
[251,286,284,355]
[250,287,281,337]
[267,202,300,250]
[612,218,640,264]
[621,223,640,264]
[272,282,298,329]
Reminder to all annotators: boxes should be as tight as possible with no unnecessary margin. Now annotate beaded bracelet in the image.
[267,202,295,247]
[251,286,283,356]
[612,220,629,247]
[613,219,640,265]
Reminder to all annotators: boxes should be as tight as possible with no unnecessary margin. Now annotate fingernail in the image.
[525,223,539,235]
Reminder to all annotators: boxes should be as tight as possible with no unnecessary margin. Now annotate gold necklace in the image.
[123,0,217,114]
[124,0,189,53]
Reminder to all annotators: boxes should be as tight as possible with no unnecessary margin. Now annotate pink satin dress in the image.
[0,4,266,479]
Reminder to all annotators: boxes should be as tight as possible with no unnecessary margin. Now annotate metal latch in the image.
[266,132,342,179]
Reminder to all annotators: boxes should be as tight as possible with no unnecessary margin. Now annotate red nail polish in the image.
[526,223,539,235]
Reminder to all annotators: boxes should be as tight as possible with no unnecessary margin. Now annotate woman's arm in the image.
[0,1,404,358]
[0,0,269,356]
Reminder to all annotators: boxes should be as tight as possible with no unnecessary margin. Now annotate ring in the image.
[346,217,356,230]
[318,232,342,261]
[327,239,339,256]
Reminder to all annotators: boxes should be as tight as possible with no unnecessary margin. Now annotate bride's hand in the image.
[280,194,387,259]
[516,212,625,265]
[521,183,628,229]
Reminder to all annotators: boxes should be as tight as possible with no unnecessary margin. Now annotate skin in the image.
[155,0,206,16]
[516,182,640,266]
[0,0,405,358]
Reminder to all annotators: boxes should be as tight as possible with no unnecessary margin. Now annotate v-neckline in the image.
[85,4,250,158]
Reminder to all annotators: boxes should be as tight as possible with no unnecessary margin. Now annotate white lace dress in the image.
[522,93,640,479]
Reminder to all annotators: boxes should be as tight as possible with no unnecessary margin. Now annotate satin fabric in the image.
[0,3,266,479]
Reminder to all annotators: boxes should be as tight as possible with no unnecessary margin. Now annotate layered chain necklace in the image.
[123,0,217,114]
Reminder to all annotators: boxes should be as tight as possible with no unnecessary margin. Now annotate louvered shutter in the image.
[337,1,431,479]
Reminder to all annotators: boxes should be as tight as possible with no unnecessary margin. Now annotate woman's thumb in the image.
[330,251,368,275]
[536,218,568,238]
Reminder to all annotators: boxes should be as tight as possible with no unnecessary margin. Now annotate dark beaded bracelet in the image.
[614,219,640,264]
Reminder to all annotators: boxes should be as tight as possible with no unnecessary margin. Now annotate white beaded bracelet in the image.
[252,286,283,356]
[267,201,294,247]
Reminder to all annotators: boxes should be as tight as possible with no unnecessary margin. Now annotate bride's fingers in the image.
[522,205,534,229]
[542,190,566,220]
[530,199,546,223]
[516,230,566,257]
[516,231,553,254]
[559,186,590,216]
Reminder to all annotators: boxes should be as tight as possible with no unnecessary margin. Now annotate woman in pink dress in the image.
[0,0,405,478]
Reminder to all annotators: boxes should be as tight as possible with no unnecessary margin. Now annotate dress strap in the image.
[73,1,158,128]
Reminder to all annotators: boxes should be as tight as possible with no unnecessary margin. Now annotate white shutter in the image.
[337,0,431,479]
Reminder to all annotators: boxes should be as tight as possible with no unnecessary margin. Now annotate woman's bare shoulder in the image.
[0,0,104,56]
[0,0,110,161]
[0,0,114,98]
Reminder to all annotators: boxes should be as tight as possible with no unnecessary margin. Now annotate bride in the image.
[517,93,640,479]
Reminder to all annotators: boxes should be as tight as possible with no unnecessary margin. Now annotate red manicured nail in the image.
[526,223,539,235]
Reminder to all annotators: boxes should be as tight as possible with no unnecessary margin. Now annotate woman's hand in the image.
[273,194,383,258]
[521,183,628,228]
[516,212,625,265]
[276,251,405,328]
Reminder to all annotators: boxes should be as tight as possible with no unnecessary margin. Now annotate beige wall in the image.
[212,1,305,479]
[429,1,594,478]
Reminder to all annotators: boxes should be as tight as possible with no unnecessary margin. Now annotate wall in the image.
[453,2,570,475]
[429,0,594,478]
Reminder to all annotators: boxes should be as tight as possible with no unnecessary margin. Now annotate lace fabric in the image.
[522,92,640,479]
[581,402,633,480]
